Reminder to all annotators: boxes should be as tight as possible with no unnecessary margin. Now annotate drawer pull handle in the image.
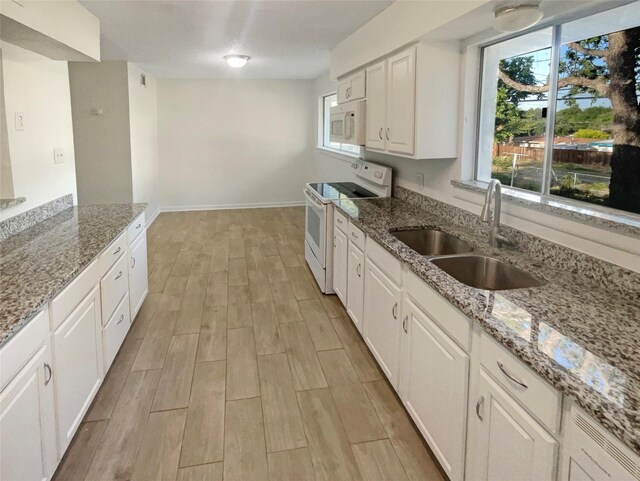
[392,302,398,320]
[476,396,484,421]
[136,223,142,229]
[386,128,390,141]
[402,315,408,333]
[357,263,361,277]
[497,361,528,389]
[337,218,343,224]
[113,246,121,255]
[379,127,383,140]
[44,363,53,386]
[115,271,123,280]
[131,256,136,268]
[351,232,358,239]
[117,314,125,325]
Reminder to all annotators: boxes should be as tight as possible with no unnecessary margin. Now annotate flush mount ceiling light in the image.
[224,55,251,68]
[493,4,543,32]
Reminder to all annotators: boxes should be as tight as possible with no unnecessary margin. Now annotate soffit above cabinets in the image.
[0,0,100,62]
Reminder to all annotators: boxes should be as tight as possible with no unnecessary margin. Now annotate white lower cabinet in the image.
[363,259,402,388]
[346,242,365,332]
[400,297,469,481]
[0,341,57,481]
[52,285,103,455]
[469,368,558,481]
[128,231,149,319]
[333,226,348,304]
[102,294,131,372]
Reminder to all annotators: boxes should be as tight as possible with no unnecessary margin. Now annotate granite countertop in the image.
[0,203,147,347]
[333,196,640,455]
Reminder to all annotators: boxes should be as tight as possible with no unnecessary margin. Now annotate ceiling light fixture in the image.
[493,4,543,32]
[224,55,251,68]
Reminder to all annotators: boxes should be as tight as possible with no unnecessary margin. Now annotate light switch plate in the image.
[54,148,65,164]
[14,112,24,131]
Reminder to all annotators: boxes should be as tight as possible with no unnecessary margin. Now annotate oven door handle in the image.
[304,188,326,210]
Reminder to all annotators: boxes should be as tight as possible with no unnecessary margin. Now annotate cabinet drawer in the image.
[334,210,348,233]
[100,231,126,277]
[101,255,129,323]
[348,222,365,251]
[366,239,402,286]
[405,271,471,352]
[102,294,130,372]
[0,308,50,391]
[50,259,100,330]
[127,212,145,245]
[479,333,562,432]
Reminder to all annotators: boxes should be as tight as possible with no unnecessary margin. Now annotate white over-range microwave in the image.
[329,100,365,146]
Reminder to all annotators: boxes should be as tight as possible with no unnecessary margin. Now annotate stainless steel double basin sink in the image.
[390,229,544,291]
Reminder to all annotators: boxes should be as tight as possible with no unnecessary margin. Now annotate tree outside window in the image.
[477,4,640,215]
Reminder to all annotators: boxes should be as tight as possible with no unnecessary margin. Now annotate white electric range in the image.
[304,160,392,293]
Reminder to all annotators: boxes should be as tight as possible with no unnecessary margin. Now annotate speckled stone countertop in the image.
[0,203,146,347]
[333,196,640,455]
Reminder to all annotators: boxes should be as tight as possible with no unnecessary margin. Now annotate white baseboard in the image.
[159,200,305,213]
[146,207,161,226]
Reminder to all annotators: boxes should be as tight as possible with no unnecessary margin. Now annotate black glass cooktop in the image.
[309,182,378,200]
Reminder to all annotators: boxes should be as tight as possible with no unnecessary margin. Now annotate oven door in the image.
[304,188,326,267]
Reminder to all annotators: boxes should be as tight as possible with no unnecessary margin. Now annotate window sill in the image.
[316,146,362,164]
[451,179,640,239]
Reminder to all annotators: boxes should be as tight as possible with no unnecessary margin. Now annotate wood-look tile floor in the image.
[53,207,446,481]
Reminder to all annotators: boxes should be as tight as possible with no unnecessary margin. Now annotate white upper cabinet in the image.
[1,341,57,481]
[365,60,387,151]
[400,297,469,481]
[469,368,558,481]
[337,70,366,104]
[386,47,416,156]
[364,43,460,159]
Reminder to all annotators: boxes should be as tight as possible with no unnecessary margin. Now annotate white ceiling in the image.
[80,0,393,79]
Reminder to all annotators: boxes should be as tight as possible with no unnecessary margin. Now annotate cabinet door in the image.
[52,286,102,454]
[349,71,366,101]
[400,298,469,481]
[363,260,401,388]
[129,232,149,319]
[386,47,416,156]
[470,368,558,481]
[1,342,57,481]
[333,227,348,304]
[346,242,365,333]
[337,80,350,104]
[365,60,387,151]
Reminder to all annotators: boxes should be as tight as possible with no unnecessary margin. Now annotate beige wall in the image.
[128,63,159,221]
[0,42,77,221]
[157,79,315,210]
[69,61,133,205]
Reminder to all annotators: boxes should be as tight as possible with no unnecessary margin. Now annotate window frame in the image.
[472,4,640,219]
[318,92,362,159]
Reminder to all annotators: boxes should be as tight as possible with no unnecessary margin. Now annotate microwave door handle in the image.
[343,112,351,139]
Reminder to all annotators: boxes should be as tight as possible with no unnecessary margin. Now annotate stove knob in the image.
[374,171,383,179]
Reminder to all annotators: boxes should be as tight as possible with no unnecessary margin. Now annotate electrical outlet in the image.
[14,112,24,131]
[415,172,425,188]
[54,148,65,165]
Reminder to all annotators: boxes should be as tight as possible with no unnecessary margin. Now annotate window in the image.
[321,93,361,156]
[477,4,640,215]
